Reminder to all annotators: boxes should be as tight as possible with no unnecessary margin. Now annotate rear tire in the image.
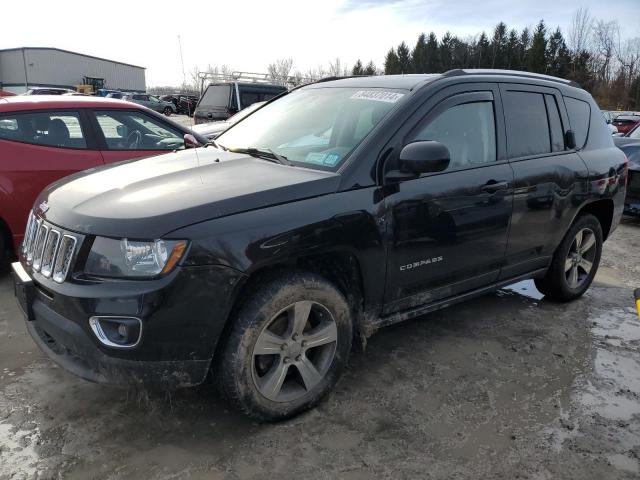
[535,213,603,302]
[216,271,353,422]
[163,107,172,116]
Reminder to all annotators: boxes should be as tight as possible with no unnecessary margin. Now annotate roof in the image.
[0,47,145,70]
[305,69,582,91]
[0,95,146,112]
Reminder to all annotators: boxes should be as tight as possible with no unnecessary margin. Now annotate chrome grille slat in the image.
[22,213,34,254]
[32,224,50,271]
[26,218,42,262]
[40,229,60,278]
[53,235,77,284]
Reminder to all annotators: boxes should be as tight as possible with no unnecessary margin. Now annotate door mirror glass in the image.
[116,124,126,137]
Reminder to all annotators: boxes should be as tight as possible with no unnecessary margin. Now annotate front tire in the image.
[217,272,353,421]
[535,213,603,302]
[163,107,172,116]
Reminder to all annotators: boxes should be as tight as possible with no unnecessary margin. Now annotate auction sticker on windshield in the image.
[350,90,405,103]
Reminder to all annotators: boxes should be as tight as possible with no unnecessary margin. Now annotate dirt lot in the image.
[1,218,640,479]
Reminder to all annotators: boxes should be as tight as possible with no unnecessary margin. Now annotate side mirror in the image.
[613,132,624,137]
[565,130,577,150]
[116,125,126,137]
[386,141,450,182]
[184,133,202,149]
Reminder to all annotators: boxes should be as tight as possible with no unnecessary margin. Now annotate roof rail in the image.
[443,69,581,89]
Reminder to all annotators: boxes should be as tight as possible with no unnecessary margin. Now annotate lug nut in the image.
[301,341,307,347]
[280,344,287,351]
[292,334,299,341]
[295,355,302,362]
[283,357,291,364]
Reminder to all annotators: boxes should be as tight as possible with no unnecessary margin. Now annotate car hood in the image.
[36,148,340,238]
[191,121,229,137]
[613,136,640,148]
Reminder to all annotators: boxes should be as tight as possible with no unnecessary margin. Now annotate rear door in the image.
[382,84,514,314]
[88,109,187,163]
[0,109,103,248]
[498,83,589,280]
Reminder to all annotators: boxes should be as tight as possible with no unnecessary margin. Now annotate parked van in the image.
[193,81,286,124]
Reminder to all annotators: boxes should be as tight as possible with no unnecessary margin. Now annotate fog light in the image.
[89,316,142,348]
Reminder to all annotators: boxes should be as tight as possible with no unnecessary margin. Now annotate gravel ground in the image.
[1,218,639,479]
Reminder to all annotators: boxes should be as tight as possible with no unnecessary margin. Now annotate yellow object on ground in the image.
[635,289,640,319]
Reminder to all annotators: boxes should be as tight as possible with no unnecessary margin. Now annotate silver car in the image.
[123,94,176,116]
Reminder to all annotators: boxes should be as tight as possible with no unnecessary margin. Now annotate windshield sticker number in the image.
[350,90,405,103]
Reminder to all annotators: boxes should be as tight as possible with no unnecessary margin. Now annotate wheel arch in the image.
[577,198,615,240]
[211,249,366,362]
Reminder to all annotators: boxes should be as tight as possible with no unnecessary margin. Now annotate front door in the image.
[382,88,514,314]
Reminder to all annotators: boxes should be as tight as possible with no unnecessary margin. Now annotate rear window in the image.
[0,111,86,148]
[564,97,591,149]
[503,91,551,158]
[200,85,231,107]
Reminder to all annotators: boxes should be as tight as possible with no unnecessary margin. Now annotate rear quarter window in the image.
[564,97,591,149]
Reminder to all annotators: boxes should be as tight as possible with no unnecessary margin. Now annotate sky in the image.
[1,0,638,87]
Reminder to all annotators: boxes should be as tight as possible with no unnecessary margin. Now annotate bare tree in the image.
[328,58,349,77]
[267,58,294,85]
[592,19,620,83]
[568,7,593,53]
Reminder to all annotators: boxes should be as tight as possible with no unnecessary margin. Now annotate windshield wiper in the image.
[227,147,291,166]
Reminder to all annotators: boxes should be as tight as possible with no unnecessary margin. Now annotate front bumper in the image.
[12,261,245,388]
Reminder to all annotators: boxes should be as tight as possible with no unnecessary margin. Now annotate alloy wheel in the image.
[251,301,338,402]
[565,227,597,289]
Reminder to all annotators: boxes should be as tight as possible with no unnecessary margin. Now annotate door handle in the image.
[481,180,509,193]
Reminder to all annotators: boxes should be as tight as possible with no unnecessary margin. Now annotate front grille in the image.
[22,212,80,283]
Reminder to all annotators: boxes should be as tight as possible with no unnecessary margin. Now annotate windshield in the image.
[216,87,406,170]
[229,102,265,125]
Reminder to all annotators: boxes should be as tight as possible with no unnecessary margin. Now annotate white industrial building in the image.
[0,47,146,94]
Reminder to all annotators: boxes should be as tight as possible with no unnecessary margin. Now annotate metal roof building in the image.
[0,47,146,94]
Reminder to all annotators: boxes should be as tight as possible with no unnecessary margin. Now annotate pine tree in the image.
[506,29,520,70]
[396,41,414,73]
[384,48,401,75]
[547,28,571,77]
[412,33,429,73]
[425,32,440,72]
[352,59,364,76]
[364,61,377,76]
[491,22,508,68]
[519,28,531,70]
[476,32,491,68]
[440,32,454,70]
[528,20,547,73]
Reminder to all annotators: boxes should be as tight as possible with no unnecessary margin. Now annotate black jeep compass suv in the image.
[12,70,627,421]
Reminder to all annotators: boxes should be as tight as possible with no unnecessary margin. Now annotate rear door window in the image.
[0,111,86,148]
[545,94,565,152]
[503,91,550,158]
[200,85,231,107]
[564,97,591,149]
[93,110,184,150]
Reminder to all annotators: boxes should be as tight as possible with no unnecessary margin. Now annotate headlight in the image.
[85,237,188,278]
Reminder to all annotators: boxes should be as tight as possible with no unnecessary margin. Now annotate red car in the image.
[612,114,640,134]
[0,96,206,263]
